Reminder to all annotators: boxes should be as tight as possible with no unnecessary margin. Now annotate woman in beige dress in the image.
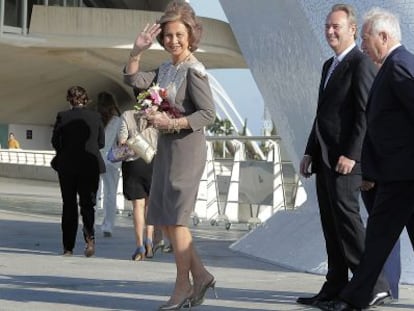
[123,1,216,309]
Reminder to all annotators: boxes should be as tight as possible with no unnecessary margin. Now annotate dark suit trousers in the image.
[341,181,414,307]
[361,186,401,299]
[316,161,388,296]
[58,171,100,251]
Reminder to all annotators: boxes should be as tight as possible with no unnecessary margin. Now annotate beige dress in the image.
[123,57,215,225]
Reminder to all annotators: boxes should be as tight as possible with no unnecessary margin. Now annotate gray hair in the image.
[363,7,401,42]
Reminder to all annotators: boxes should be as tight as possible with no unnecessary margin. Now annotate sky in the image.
[189,0,266,136]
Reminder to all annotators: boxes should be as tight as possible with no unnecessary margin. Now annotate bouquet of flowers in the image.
[135,83,182,118]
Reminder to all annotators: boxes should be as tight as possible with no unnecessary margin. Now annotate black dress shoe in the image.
[368,291,392,306]
[315,299,361,311]
[296,292,334,305]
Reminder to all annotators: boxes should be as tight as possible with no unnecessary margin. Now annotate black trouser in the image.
[361,185,401,299]
[341,181,414,307]
[58,171,99,251]
[315,161,388,297]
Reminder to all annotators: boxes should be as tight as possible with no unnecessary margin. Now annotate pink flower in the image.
[148,85,163,104]
[135,83,182,118]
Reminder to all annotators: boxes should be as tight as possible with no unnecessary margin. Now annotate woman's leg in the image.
[101,166,120,235]
[131,198,147,261]
[153,226,164,244]
[186,233,215,305]
[189,243,213,286]
[145,224,154,241]
[160,227,173,253]
[163,225,193,304]
[132,198,146,247]
[144,197,154,250]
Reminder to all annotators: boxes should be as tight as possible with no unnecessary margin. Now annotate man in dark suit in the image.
[297,3,390,306]
[319,7,414,311]
[52,86,105,257]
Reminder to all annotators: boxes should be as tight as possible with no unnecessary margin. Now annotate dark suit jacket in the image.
[305,46,377,174]
[51,107,105,175]
[362,45,414,182]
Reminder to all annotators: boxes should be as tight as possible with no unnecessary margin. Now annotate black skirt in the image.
[121,158,153,200]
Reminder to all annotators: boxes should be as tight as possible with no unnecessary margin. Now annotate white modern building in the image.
[0,0,246,149]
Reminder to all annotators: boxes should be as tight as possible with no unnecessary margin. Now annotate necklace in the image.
[159,53,194,88]
[173,52,193,66]
[157,53,196,106]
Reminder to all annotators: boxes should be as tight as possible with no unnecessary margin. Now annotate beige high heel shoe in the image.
[190,276,218,306]
[158,296,192,310]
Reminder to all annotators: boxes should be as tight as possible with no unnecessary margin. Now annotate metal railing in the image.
[0,149,55,166]
[191,135,300,229]
[0,136,300,228]
[206,135,298,210]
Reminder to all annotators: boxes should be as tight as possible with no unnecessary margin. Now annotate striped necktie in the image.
[324,57,339,88]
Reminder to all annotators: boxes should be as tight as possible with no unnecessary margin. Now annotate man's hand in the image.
[335,155,355,175]
[300,155,313,178]
[361,180,375,191]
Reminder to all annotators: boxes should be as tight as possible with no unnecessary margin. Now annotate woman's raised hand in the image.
[132,23,162,53]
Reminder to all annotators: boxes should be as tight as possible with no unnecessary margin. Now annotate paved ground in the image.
[0,177,413,311]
